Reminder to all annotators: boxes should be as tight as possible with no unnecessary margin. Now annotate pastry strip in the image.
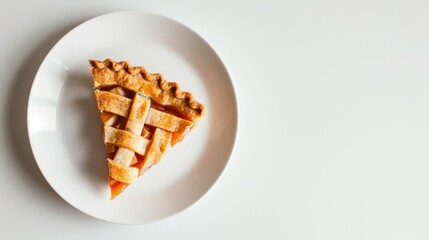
[107,159,138,183]
[104,126,149,155]
[140,128,171,175]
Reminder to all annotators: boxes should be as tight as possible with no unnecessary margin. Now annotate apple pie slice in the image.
[89,59,205,199]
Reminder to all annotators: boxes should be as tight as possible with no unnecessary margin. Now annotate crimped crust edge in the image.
[89,59,205,117]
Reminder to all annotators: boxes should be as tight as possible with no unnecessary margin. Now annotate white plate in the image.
[27,11,238,224]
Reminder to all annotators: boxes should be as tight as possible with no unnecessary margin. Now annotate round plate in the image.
[27,11,238,224]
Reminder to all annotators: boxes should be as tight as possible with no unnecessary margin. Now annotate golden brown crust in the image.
[89,59,205,122]
[95,90,131,117]
[139,128,171,175]
[96,91,193,138]
[104,126,149,155]
[89,59,205,199]
[107,159,138,184]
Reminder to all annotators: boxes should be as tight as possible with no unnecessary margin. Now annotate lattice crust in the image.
[90,59,205,199]
[95,90,194,143]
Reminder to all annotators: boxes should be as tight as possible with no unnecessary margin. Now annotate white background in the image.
[1,0,429,239]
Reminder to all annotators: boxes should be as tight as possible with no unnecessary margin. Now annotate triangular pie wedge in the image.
[89,59,205,199]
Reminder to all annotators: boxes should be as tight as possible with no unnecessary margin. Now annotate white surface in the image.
[27,11,237,224]
[2,0,429,239]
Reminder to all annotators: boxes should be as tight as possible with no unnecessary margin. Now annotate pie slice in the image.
[89,59,205,199]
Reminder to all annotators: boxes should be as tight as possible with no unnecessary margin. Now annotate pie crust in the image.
[89,59,205,199]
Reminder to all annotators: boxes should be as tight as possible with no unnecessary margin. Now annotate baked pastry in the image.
[89,59,205,199]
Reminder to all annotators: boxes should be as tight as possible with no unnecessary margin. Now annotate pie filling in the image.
[90,59,204,199]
